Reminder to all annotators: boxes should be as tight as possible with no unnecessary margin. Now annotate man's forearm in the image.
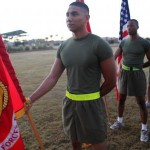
[29,77,58,103]
[143,61,150,68]
[100,81,116,97]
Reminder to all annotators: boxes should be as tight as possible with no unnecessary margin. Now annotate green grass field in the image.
[10,49,150,150]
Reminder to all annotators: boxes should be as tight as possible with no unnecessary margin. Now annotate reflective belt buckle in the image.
[122,64,140,71]
[130,66,133,71]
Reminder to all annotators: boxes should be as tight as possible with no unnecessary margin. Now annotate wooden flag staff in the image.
[26,111,45,150]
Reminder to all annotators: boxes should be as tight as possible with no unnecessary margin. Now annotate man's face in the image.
[66,5,89,32]
[127,20,138,35]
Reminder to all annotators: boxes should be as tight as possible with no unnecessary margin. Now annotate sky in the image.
[0,0,150,40]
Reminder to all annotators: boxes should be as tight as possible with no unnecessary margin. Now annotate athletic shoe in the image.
[146,101,150,108]
[140,130,149,142]
[110,121,123,130]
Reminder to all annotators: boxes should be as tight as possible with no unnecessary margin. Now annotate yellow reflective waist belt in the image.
[66,90,100,101]
[122,64,141,71]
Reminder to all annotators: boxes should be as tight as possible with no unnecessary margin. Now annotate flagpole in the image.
[26,111,45,150]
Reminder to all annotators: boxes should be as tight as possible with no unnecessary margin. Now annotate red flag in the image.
[0,35,26,118]
[0,56,25,150]
[116,0,130,100]
[76,0,92,32]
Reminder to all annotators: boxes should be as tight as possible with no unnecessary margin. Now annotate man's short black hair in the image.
[69,2,89,14]
[129,19,139,27]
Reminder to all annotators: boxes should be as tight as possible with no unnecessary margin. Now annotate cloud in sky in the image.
[0,0,150,39]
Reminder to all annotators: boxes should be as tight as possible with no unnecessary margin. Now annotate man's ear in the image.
[86,14,90,21]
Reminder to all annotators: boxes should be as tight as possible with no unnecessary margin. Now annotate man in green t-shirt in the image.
[26,2,116,150]
[110,19,150,142]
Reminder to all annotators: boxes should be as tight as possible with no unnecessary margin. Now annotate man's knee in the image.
[136,97,147,110]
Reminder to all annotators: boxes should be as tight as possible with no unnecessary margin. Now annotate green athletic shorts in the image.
[118,69,146,96]
[62,97,107,144]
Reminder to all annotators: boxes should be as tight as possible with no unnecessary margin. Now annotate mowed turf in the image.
[10,48,150,150]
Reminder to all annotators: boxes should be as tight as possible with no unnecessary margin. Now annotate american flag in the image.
[116,0,130,100]
[119,0,130,41]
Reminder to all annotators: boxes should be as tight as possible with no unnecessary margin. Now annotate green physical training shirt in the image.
[120,37,150,68]
[57,33,113,94]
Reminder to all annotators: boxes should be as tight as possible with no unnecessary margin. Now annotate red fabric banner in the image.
[0,56,25,150]
[0,35,26,118]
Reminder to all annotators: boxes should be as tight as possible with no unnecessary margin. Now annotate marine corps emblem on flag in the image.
[0,81,8,117]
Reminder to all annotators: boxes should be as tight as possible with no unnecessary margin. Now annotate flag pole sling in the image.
[26,111,45,150]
